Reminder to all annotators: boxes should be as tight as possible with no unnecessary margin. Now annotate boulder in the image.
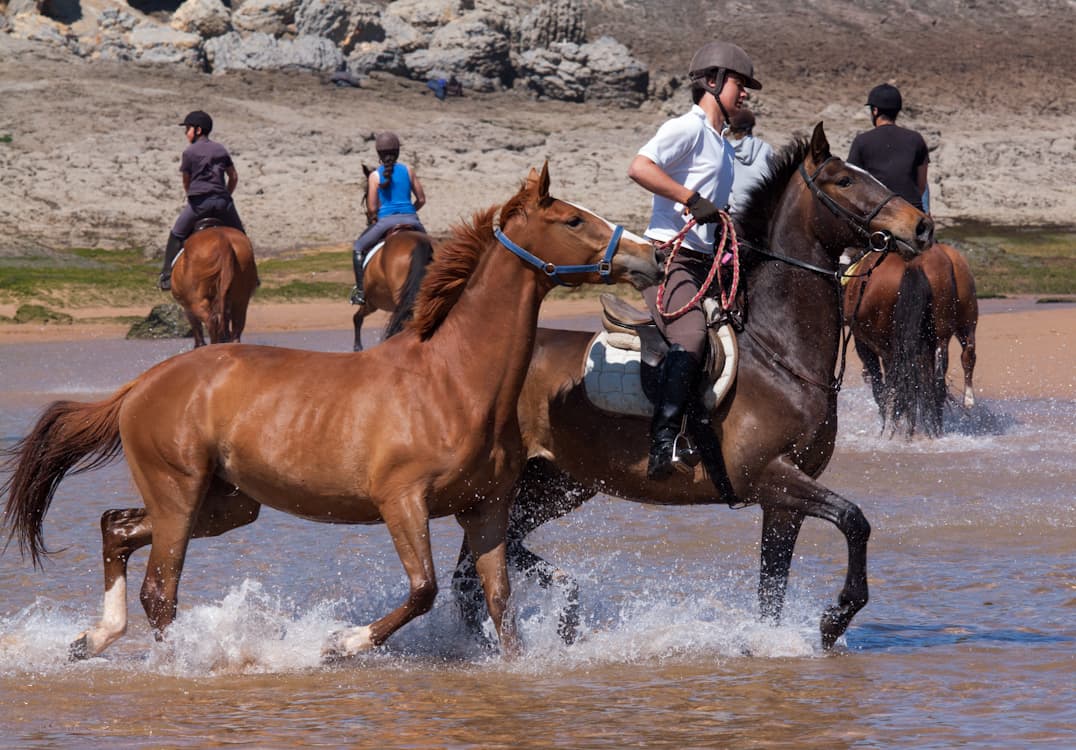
[126,304,194,340]
[385,0,464,34]
[171,0,232,39]
[231,0,299,37]
[403,16,511,92]
[578,36,648,107]
[204,30,344,72]
[518,0,585,49]
[130,23,205,67]
[296,0,382,50]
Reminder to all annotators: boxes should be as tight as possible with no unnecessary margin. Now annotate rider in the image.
[848,83,931,213]
[628,41,760,480]
[158,110,245,291]
[726,108,774,218]
[350,132,427,305]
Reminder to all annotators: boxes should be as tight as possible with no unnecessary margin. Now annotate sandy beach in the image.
[2,296,1073,402]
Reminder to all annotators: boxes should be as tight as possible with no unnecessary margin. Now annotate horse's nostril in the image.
[916,217,934,247]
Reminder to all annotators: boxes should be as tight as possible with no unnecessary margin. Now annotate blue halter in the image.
[494,221,624,287]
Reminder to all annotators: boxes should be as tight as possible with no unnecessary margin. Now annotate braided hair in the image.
[378,149,399,194]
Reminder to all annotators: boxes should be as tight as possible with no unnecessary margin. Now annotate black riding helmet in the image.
[867,84,903,113]
[180,110,213,136]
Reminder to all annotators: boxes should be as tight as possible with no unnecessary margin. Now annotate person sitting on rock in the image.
[350,131,427,305]
[158,110,246,291]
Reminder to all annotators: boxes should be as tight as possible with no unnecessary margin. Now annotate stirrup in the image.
[671,418,700,474]
[349,286,365,305]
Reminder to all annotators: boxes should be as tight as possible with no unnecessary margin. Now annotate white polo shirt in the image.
[637,104,735,254]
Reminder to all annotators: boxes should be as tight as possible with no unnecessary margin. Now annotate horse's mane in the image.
[406,209,490,340]
[736,136,811,251]
[403,181,543,340]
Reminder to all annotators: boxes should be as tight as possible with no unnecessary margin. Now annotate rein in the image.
[493,217,624,287]
[739,159,898,393]
[654,212,740,320]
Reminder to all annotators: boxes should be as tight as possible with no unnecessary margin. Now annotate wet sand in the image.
[1,296,1073,401]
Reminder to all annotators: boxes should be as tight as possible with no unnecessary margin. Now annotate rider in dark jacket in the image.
[158,111,245,291]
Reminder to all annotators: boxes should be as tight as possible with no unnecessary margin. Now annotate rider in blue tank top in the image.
[350,132,427,305]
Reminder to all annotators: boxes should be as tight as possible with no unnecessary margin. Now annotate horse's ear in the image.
[808,122,831,167]
[537,161,551,199]
[524,167,541,194]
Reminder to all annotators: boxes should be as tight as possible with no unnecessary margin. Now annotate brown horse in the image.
[449,124,935,649]
[1,164,660,661]
[843,241,978,436]
[351,230,434,351]
[351,163,435,351]
[170,225,258,347]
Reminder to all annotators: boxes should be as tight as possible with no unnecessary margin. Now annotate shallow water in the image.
[1,326,1073,748]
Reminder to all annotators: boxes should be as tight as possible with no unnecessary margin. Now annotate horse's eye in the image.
[566,216,584,228]
[837,176,853,187]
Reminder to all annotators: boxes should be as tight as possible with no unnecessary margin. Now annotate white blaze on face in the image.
[563,201,646,244]
[846,162,884,188]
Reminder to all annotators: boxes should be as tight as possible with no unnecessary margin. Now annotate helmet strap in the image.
[699,69,732,132]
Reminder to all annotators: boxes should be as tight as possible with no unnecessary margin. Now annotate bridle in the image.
[493,210,625,287]
[741,156,904,392]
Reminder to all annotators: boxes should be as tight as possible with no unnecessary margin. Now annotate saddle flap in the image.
[600,292,654,333]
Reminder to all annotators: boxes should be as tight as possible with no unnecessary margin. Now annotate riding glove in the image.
[685,191,722,224]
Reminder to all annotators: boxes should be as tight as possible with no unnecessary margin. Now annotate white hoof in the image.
[322,625,375,660]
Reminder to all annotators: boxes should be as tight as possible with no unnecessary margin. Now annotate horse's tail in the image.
[888,265,941,436]
[2,382,135,568]
[385,235,435,339]
[212,238,239,343]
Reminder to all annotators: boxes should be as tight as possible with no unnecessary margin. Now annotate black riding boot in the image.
[647,346,703,480]
[158,233,183,291]
[350,250,366,305]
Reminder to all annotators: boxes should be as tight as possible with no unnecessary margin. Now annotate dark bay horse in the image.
[170,226,258,347]
[843,241,978,436]
[1,164,660,660]
[450,124,934,649]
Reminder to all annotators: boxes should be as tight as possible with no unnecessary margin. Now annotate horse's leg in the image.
[69,484,262,660]
[352,307,367,352]
[451,458,589,643]
[455,495,518,656]
[854,337,886,419]
[758,505,806,624]
[69,508,152,659]
[760,459,870,650]
[185,306,207,348]
[958,326,977,409]
[323,490,438,658]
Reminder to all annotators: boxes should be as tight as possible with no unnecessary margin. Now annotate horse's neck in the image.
[434,245,544,425]
[745,221,842,374]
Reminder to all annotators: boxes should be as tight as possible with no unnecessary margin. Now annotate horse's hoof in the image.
[68,635,91,662]
[321,625,374,662]
[820,606,847,651]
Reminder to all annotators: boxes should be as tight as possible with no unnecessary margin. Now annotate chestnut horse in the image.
[843,241,978,436]
[1,165,659,661]
[351,163,434,351]
[170,225,258,347]
[351,230,434,351]
[450,124,935,649]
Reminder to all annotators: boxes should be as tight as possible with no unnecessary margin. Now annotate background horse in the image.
[843,241,978,436]
[170,225,258,347]
[351,163,435,351]
[449,124,934,649]
[1,165,659,661]
[351,230,433,351]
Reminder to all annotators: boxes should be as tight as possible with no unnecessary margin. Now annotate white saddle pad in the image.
[583,327,739,418]
[362,240,385,269]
